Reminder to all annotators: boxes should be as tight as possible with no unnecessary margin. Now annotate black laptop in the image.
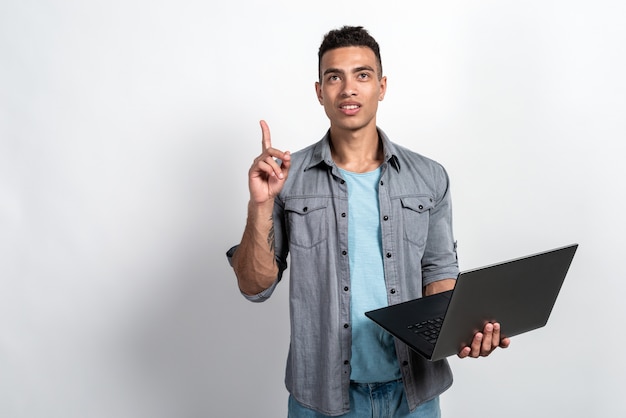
[365,244,578,361]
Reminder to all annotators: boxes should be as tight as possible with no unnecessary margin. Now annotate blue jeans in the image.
[288,379,441,418]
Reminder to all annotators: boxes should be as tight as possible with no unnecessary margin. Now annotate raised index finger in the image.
[259,120,272,152]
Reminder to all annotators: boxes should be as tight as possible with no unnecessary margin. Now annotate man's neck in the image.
[329,125,384,173]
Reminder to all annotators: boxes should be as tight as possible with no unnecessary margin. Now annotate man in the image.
[227,26,509,417]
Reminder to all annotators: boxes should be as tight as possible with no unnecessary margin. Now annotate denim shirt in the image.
[227,128,459,416]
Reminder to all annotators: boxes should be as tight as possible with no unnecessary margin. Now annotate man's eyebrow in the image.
[322,67,344,76]
[353,65,376,73]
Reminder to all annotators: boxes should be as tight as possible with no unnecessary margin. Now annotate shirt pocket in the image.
[284,197,329,248]
[400,195,434,247]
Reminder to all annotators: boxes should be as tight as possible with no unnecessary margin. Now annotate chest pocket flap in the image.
[400,195,434,213]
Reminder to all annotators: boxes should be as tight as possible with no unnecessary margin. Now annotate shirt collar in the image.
[305,127,401,172]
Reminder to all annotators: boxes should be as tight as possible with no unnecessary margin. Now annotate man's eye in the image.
[329,75,340,81]
[358,73,370,79]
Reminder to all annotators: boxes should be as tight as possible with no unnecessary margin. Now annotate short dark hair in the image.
[318,26,383,81]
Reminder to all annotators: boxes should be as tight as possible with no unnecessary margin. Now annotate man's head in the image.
[318,26,383,81]
[315,26,387,134]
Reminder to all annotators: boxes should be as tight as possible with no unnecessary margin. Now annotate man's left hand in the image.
[457,322,511,358]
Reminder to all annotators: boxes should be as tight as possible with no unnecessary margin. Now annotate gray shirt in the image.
[227,128,459,416]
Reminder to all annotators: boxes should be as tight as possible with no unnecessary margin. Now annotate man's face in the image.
[315,46,387,133]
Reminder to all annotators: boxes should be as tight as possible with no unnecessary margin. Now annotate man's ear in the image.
[315,81,323,105]
[378,76,387,101]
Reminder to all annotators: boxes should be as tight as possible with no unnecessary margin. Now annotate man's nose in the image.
[341,79,357,96]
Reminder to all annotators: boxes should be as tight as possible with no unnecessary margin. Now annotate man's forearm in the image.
[423,278,456,296]
[232,201,280,295]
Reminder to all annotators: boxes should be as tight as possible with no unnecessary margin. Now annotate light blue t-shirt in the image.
[339,167,401,383]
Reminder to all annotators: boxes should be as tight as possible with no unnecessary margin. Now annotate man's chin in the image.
[330,119,375,133]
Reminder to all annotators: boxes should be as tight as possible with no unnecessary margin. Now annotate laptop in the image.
[365,244,578,361]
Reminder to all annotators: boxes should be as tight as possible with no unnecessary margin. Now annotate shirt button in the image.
[344,360,350,365]
[418,205,423,210]
[386,252,392,258]
[390,288,396,294]
[342,250,347,256]
[340,180,345,184]
[380,180,384,186]
[344,323,349,329]
[344,286,349,292]
[303,207,308,212]
[383,215,389,221]
[402,361,409,366]
[341,212,346,217]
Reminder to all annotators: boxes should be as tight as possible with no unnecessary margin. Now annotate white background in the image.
[1,1,625,417]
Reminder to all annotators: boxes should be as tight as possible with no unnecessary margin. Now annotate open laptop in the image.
[365,244,578,361]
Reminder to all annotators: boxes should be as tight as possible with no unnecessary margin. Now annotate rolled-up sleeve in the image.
[421,166,459,286]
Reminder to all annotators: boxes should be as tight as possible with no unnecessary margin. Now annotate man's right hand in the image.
[248,120,291,205]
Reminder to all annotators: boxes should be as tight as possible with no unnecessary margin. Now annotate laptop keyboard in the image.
[407,317,443,344]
